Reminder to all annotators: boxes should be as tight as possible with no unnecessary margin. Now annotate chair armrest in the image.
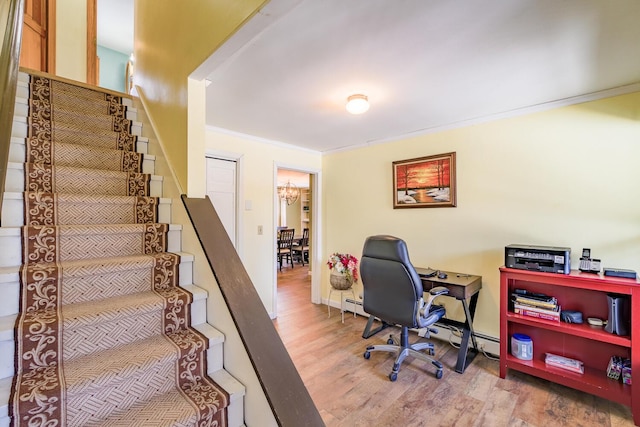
[419,286,449,322]
[429,286,449,297]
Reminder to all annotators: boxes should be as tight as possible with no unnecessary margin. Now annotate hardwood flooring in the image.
[273,264,635,427]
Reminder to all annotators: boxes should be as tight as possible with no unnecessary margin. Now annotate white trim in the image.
[205,149,245,260]
[322,82,640,155]
[206,125,321,155]
[273,163,322,317]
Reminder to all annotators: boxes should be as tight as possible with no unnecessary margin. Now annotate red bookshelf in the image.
[500,268,639,426]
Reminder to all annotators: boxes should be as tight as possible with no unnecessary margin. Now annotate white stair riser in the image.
[15,82,28,99]
[142,156,155,174]
[14,98,27,117]
[0,227,182,268]
[210,370,246,427]
[8,137,23,163]
[11,117,26,139]
[3,163,164,197]
[137,137,149,154]
[0,339,13,381]
[228,400,244,427]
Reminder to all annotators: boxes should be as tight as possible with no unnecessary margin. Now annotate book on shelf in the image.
[512,295,558,310]
[545,353,584,374]
[513,302,561,322]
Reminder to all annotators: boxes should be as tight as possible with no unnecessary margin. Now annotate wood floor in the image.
[273,264,635,427]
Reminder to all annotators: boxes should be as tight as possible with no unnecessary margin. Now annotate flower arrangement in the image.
[327,252,359,283]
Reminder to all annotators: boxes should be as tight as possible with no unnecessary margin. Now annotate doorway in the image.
[274,167,319,317]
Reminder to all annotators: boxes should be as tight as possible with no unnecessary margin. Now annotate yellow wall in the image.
[134,0,267,193]
[205,129,322,314]
[323,92,640,339]
[55,0,87,82]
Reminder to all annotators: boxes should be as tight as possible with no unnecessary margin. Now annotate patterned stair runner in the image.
[10,75,228,426]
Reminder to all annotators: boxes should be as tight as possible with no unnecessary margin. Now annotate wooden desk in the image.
[418,268,482,374]
[361,267,482,374]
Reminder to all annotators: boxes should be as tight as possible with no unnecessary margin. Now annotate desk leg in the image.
[455,293,480,374]
[362,316,390,339]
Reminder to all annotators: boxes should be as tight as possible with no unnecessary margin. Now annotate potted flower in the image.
[327,252,359,290]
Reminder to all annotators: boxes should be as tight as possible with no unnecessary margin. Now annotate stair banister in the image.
[0,0,25,225]
[182,195,324,427]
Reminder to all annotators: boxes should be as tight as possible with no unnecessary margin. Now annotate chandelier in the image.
[278,181,300,205]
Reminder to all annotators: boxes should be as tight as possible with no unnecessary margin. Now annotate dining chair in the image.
[277,228,295,271]
[292,228,310,266]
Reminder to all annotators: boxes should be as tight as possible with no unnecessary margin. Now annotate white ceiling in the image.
[97,0,133,54]
[203,0,640,153]
[98,1,640,154]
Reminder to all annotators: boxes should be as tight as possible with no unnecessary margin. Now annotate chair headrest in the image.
[362,235,411,265]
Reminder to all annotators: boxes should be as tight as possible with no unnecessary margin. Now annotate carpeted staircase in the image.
[0,73,245,426]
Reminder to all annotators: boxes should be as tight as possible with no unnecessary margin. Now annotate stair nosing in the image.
[8,161,163,179]
[3,191,169,203]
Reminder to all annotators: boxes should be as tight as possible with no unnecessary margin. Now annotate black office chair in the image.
[361,235,448,381]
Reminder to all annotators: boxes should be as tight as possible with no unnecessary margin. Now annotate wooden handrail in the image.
[0,0,25,226]
[182,195,324,427]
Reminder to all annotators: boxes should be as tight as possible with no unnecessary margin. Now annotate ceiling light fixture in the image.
[346,94,369,115]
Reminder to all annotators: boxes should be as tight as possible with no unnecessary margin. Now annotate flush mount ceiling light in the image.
[346,94,369,115]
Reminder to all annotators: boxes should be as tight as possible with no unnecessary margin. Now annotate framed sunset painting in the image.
[392,152,456,208]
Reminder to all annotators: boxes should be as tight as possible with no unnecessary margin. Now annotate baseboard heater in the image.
[344,298,499,344]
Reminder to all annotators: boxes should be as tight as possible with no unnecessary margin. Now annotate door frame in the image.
[48,0,56,72]
[273,163,322,318]
[86,0,97,84]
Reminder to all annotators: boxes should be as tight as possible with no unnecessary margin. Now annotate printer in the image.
[505,244,571,274]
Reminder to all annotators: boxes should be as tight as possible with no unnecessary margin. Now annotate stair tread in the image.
[0,251,194,279]
[8,161,163,180]
[1,223,181,235]
[3,191,167,202]
[61,334,179,395]
[9,136,154,159]
[62,327,222,395]
[61,289,173,328]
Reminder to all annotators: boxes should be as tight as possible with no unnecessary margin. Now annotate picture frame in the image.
[392,152,456,208]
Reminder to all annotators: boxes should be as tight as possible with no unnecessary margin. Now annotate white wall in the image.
[204,129,322,315]
[322,91,640,339]
[56,0,87,82]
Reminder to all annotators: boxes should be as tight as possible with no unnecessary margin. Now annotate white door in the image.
[206,157,237,246]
